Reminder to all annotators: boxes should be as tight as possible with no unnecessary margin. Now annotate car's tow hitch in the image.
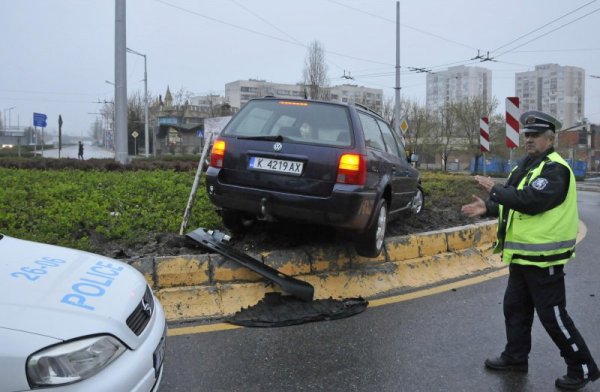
[186,228,314,301]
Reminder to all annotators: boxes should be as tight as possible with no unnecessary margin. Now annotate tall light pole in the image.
[114,0,128,164]
[393,2,401,137]
[3,106,15,130]
[126,47,149,158]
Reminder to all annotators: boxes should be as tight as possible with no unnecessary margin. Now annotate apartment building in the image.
[426,65,492,112]
[515,63,585,129]
[225,79,383,113]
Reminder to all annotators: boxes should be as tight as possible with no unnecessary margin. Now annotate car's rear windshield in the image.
[222,100,352,147]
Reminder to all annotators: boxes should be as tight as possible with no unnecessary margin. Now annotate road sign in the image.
[131,131,139,138]
[33,112,47,128]
[400,118,409,134]
[505,97,520,148]
[480,117,490,152]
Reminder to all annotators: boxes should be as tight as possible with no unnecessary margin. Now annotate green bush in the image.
[0,160,486,253]
[0,167,220,251]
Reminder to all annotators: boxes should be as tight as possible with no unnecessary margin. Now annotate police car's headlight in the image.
[26,335,126,387]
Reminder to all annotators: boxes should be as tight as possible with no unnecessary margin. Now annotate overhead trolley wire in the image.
[493,6,600,58]
[154,0,393,67]
[491,0,598,54]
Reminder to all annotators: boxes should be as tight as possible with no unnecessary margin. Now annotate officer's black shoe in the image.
[484,356,528,373]
[555,375,590,390]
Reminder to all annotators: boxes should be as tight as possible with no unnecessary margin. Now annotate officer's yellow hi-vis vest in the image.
[494,152,578,267]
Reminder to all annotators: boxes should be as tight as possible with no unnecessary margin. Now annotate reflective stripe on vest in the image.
[504,239,576,252]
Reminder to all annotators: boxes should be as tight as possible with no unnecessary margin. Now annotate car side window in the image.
[358,113,386,151]
[377,119,407,161]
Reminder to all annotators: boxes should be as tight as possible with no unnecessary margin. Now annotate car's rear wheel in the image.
[221,209,254,233]
[355,198,387,258]
[411,186,424,215]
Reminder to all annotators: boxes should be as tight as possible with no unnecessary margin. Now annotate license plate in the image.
[248,156,303,175]
[153,326,167,377]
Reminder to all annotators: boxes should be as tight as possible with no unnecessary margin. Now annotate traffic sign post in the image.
[480,117,490,176]
[505,97,520,169]
[33,112,47,128]
[58,115,63,159]
[33,113,48,155]
[132,131,139,155]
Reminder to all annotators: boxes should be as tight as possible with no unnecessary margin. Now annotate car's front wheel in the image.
[355,198,387,258]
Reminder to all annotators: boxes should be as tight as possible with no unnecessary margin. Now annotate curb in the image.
[127,220,503,322]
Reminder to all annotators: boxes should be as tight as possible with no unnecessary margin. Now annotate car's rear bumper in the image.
[206,171,377,231]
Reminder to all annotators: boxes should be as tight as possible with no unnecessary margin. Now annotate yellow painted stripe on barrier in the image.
[166,220,586,337]
[167,267,509,336]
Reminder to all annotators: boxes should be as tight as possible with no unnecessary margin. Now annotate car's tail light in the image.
[210,139,226,168]
[337,153,366,185]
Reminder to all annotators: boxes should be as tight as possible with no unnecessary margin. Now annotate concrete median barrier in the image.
[127,220,503,322]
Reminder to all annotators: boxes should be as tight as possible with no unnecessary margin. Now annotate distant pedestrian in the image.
[78,141,84,160]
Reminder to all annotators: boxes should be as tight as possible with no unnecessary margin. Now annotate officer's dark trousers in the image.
[501,263,598,379]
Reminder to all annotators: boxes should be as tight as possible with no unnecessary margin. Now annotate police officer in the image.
[461,110,599,390]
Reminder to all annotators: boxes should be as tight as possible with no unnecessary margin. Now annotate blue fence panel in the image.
[470,157,509,175]
[565,159,587,179]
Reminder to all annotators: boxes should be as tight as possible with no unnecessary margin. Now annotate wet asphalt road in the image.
[161,190,600,392]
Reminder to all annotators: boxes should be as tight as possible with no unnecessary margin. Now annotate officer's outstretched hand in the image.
[474,175,495,193]
[461,195,487,218]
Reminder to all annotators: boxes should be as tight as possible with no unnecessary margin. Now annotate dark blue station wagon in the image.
[205,98,423,257]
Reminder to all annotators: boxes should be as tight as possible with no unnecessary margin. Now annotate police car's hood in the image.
[0,235,149,348]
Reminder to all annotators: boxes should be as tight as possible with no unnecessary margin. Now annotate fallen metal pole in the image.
[179,133,213,235]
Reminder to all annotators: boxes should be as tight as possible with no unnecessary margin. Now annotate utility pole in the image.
[393,2,401,137]
[127,47,149,158]
[114,0,129,164]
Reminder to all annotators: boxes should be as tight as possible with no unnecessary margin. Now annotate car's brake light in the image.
[210,139,226,168]
[337,153,366,185]
[278,101,309,107]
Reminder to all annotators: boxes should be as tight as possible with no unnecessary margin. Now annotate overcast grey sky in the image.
[1,0,599,137]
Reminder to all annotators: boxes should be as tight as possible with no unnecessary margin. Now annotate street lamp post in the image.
[3,106,15,131]
[126,47,149,158]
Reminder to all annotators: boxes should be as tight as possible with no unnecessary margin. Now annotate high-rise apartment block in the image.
[426,65,492,112]
[515,64,585,129]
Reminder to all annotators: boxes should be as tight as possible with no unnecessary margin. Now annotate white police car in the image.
[0,234,166,392]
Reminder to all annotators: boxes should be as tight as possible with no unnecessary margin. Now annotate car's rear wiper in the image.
[237,135,284,142]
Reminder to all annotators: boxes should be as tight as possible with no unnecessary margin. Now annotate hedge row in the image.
[0,166,220,251]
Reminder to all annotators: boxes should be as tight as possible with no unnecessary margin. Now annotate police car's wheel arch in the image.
[355,197,387,258]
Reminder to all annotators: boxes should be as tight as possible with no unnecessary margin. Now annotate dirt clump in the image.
[97,207,488,260]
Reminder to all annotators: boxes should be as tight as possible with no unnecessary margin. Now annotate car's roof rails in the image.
[354,103,382,118]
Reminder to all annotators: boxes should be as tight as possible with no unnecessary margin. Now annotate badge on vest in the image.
[531,177,549,190]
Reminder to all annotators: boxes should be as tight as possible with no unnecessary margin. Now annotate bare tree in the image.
[426,103,459,171]
[381,96,395,123]
[172,87,194,107]
[302,41,330,100]
[453,96,499,167]
[403,99,436,160]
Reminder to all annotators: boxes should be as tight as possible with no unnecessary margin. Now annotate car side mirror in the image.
[409,153,419,163]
